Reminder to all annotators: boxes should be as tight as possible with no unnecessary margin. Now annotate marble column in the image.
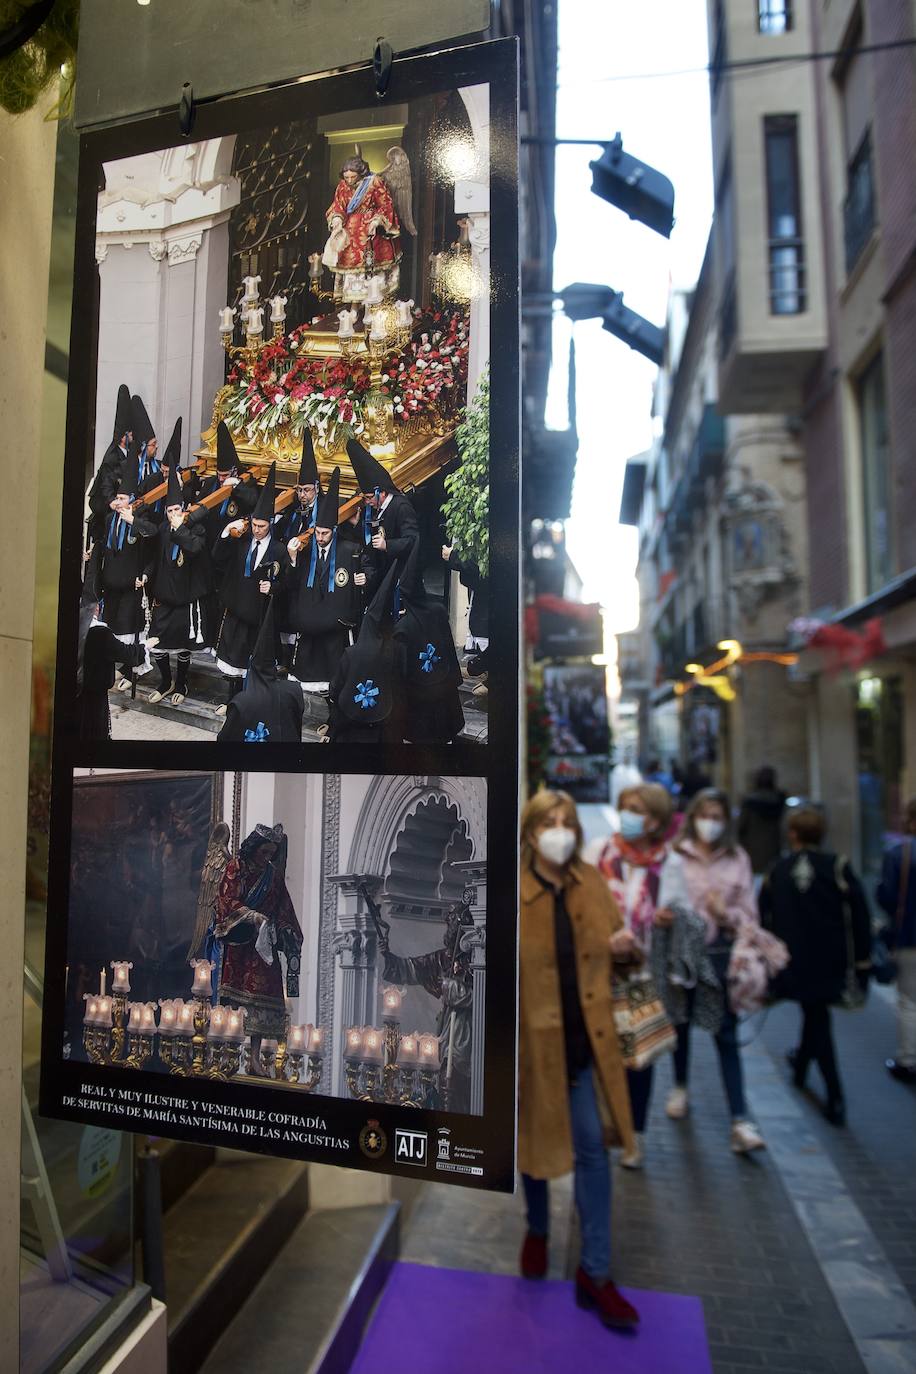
[453,860,488,1116]
[327,873,384,1097]
[0,92,57,1356]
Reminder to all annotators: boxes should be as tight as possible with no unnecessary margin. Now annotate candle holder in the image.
[84,958,326,1087]
[344,1020,442,1108]
[83,992,155,1071]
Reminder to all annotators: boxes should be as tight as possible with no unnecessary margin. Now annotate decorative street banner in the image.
[41,40,519,1191]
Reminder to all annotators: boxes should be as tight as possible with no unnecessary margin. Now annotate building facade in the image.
[620,242,810,799]
[706,0,916,876]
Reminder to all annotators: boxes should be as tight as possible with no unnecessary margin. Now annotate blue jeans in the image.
[521,1065,611,1281]
[673,949,747,1119]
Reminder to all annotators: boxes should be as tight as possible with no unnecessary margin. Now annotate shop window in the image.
[758,1,793,33]
[858,350,894,594]
[764,115,806,314]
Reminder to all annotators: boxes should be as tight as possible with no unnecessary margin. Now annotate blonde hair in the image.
[618,782,673,836]
[520,789,583,865]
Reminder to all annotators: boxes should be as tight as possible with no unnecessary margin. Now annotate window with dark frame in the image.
[763,115,806,315]
[836,19,876,273]
[758,1,793,34]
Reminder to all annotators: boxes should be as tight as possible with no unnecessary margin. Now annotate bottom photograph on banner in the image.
[43,767,512,1187]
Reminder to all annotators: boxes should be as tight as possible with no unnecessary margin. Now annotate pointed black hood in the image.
[162,416,182,471]
[299,428,319,487]
[335,562,399,723]
[252,461,277,522]
[315,466,340,529]
[115,445,142,496]
[346,437,397,494]
[131,394,156,446]
[393,542,462,698]
[113,384,132,443]
[165,458,184,509]
[216,420,239,475]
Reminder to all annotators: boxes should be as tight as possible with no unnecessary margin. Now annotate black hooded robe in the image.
[213,531,288,673]
[77,620,147,740]
[99,509,158,637]
[148,521,207,650]
[286,538,361,686]
[327,563,405,743]
[215,665,305,742]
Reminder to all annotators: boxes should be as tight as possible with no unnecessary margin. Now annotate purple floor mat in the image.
[350,1262,712,1374]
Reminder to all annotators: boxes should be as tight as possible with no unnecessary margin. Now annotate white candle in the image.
[419,1034,439,1068]
[110,961,132,994]
[140,1003,157,1033]
[288,1024,306,1051]
[208,1007,228,1040]
[362,1028,384,1065]
[127,1003,144,1033]
[218,305,235,332]
[308,252,322,280]
[395,299,414,328]
[269,294,288,324]
[366,276,384,305]
[158,999,181,1038]
[226,1007,246,1043]
[96,996,113,1030]
[381,985,402,1018]
[242,273,261,303]
[398,1033,419,1065]
[99,968,106,997]
[84,994,99,1026]
[190,960,214,998]
[344,1026,364,1060]
[178,1003,195,1034]
[306,1025,324,1056]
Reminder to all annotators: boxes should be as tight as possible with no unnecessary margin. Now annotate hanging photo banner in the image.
[543,664,610,804]
[41,40,520,1192]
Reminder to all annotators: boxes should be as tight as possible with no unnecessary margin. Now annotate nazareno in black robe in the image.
[216,600,304,743]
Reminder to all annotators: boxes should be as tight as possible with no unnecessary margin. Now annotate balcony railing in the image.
[768,236,807,314]
[844,135,876,274]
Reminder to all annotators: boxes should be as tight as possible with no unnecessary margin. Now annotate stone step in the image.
[163,1154,310,1374]
[198,1201,400,1374]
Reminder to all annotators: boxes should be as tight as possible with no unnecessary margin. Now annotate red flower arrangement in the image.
[221,305,470,449]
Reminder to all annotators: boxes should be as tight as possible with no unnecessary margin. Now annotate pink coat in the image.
[660,838,758,944]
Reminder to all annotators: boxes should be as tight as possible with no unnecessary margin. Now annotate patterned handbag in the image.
[612,971,676,1070]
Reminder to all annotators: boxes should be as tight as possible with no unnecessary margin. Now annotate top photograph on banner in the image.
[70,52,516,751]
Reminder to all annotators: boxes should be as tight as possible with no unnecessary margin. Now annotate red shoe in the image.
[575,1267,639,1329]
[520,1231,548,1279]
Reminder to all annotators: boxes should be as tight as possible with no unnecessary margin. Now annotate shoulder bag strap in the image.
[896,840,912,931]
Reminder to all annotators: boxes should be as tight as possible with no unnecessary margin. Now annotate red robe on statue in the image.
[326,174,401,271]
[213,857,303,1038]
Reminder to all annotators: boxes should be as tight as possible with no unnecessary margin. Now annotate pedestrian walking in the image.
[877,798,916,1085]
[656,788,766,1153]
[584,782,674,1168]
[518,790,640,1330]
[760,807,871,1124]
[738,765,787,876]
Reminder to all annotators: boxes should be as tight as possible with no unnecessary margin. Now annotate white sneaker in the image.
[619,1134,644,1170]
[666,1087,689,1119]
[731,1119,766,1154]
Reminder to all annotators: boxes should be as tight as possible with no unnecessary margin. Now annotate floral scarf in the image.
[596,834,668,946]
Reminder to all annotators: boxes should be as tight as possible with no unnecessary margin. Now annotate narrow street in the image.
[398,807,916,1374]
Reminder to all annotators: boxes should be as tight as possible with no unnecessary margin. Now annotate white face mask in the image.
[537,825,577,866]
[696,818,725,845]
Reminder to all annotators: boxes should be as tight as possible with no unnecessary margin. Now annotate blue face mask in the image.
[619,810,647,840]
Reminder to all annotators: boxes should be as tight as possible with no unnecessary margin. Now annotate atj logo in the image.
[395,1128,428,1166]
[358,1120,388,1160]
[437,1128,451,1161]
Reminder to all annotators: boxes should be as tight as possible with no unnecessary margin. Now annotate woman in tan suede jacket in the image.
[518,789,639,1331]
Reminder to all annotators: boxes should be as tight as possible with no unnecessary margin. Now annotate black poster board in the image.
[40,40,520,1191]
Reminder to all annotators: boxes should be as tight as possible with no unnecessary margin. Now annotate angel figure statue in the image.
[323,147,416,304]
